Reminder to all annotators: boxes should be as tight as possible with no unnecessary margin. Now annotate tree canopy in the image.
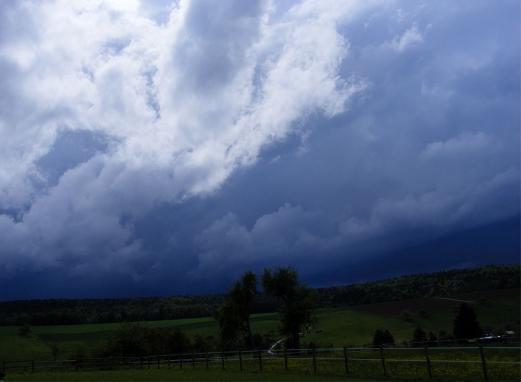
[216,271,257,349]
[262,267,316,349]
[453,303,483,339]
[372,329,395,346]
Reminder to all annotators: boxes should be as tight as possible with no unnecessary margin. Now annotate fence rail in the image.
[2,345,520,381]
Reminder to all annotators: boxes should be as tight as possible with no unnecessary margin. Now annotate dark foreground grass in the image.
[7,368,369,381]
[5,347,519,382]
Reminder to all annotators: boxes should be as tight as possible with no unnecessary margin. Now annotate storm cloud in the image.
[0,0,519,298]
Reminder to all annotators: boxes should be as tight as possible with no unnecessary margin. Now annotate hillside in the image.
[316,264,520,306]
[0,264,519,326]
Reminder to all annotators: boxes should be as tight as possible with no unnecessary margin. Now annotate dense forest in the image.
[0,264,518,326]
[316,264,520,306]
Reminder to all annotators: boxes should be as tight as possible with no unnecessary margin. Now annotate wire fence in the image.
[2,345,520,380]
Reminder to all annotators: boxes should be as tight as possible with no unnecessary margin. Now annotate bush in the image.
[372,329,395,346]
[400,310,414,322]
[453,303,483,339]
[412,326,427,343]
[103,324,201,356]
[17,324,32,337]
[418,310,430,319]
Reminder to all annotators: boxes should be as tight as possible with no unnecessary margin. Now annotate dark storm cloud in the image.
[0,0,519,298]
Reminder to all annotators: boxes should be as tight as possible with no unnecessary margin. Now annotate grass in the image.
[0,289,518,361]
[5,347,520,381]
[0,330,49,361]
[4,368,360,381]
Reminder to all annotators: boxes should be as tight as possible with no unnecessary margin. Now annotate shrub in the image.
[373,329,395,346]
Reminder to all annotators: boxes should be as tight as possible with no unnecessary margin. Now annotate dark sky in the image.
[0,0,519,300]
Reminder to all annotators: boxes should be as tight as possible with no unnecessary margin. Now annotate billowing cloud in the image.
[390,25,424,52]
[0,0,519,298]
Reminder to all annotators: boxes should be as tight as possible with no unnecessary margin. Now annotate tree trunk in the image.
[246,318,256,350]
[291,328,300,349]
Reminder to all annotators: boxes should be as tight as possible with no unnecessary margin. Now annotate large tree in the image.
[453,303,483,340]
[216,271,257,349]
[372,329,395,346]
[262,267,316,349]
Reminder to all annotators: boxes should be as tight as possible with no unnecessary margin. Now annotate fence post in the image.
[31,360,35,373]
[258,350,263,372]
[180,356,183,369]
[239,350,243,371]
[312,347,317,375]
[424,346,432,379]
[221,351,225,370]
[343,347,349,375]
[205,352,209,369]
[157,355,160,369]
[479,345,488,381]
[380,346,387,377]
[192,352,195,369]
[284,348,288,371]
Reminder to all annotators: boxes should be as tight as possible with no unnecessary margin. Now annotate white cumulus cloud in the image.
[0,0,371,269]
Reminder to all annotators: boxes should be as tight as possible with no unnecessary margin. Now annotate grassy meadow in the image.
[0,288,518,362]
[5,368,374,381]
[5,346,520,381]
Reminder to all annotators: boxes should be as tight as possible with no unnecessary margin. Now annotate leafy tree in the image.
[166,328,192,354]
[18,323,32,337]
[418,310,430,319]
[413,325,427,343]
[74,346,88,363]
[453,303,483,339]
[105,323,149,356]
[216,300,240,348]
[400,309,414,322]
[262,267,316,349]
[437,330,453,343]
[193,335,211,353]
[372,329,385,346]
[216,271,257,349]
[50,343,60,361]
[383,330,395,345]
[372,329,395,346]
[104,324,195,356]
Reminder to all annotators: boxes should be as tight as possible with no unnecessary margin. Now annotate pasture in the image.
[0,289,518,361]
[4,368,365,381]
[4,346,520,381]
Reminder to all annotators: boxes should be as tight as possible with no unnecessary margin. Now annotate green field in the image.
[5,368,377,382]
[5,346,521,381]
[1,289,519,362]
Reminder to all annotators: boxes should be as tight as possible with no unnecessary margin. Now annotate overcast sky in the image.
[0,0,519,299]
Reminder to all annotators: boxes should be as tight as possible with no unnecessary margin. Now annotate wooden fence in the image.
[2,345,520,380]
